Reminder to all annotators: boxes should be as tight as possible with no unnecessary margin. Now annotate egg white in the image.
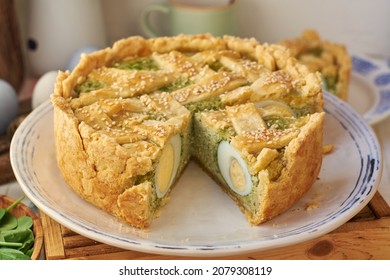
[217,141,252,196]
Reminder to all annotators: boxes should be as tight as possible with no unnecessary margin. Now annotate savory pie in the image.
[279,29,351,101]
[52,34,324,228]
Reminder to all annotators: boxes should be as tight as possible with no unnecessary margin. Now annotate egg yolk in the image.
[229,158,247,192]
[156,143,174,195]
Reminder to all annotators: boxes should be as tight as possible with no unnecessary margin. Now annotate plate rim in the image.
[10,93,383,257]
[350,53,390,125]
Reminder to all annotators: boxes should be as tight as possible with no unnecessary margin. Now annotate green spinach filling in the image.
[263,116,291,130]
[209,61,231,72]
[323,75,337,93]
[112,57,160,71]
[185,97,222,113]
[159,77,192,92]
[307,47,323,57]
[75,80,104,94]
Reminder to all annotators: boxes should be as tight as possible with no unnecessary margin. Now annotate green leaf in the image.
[19,238,34,254]
[26,247,34,257]
[0,241,23,247]
[0,197,35,260]
[2,228,34,244]
[6,196,25,212]
[3,228,35,254]
[0,212,17,231]
[0,247,31,260]
[17,216,33,231]
[0,208,6,221]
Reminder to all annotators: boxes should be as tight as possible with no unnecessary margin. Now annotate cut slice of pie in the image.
[52,34,324,228]
[192,102,324,224]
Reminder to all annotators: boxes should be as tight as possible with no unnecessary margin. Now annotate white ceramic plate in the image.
[343,54,390,125]
[10,93,382,257]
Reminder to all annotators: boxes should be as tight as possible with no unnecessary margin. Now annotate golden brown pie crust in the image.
[279,29,351,101]
[52,34,324,228]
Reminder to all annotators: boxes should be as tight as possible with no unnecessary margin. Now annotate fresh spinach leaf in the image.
[5,196,25,212]
[18,237,34,254]
[0,247,31,260]
[0,196,35,260]
[2,228,33,244]
[0,196,26,232]
[26,247,34,257]
[0,212,17,231]
[0,241,23,247]
[16,216,33,231]
[0,208,6,220]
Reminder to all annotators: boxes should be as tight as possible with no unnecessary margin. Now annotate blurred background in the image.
[12,0,390,78]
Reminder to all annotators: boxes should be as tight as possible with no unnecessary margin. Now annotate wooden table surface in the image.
[38,191,390,260]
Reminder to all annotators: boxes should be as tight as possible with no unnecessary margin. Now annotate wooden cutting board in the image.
[40,191,390,260]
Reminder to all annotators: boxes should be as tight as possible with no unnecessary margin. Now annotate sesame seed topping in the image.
[241,128,293,143]
[264,71,292,86]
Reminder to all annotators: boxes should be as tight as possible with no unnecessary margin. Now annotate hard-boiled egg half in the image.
[155,134,182,198]
[217,141,252,196]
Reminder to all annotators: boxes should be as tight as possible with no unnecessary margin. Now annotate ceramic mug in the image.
[26,0,107,76]
[141,0,236,37]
